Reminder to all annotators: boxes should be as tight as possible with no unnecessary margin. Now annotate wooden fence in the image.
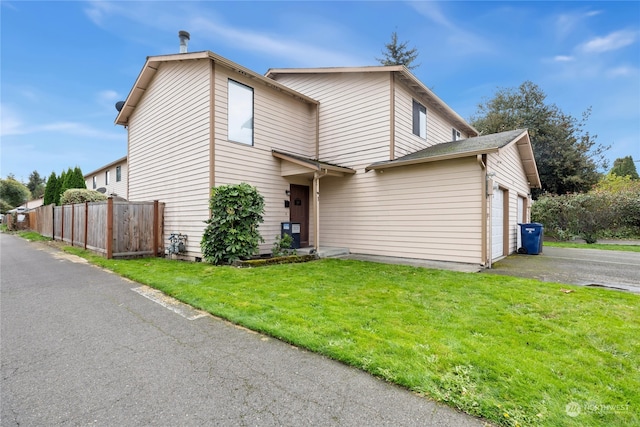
[30,199,164,259]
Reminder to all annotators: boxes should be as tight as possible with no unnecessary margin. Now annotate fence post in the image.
[71,204,75,246]
[51,204,55,240]
[84,202,89,250]
[153,200,159,257]
[106,198,113,259]
[60,204,65,242]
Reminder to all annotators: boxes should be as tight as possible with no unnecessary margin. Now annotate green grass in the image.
[544,241,640,252]
[61,246,639,427]
[16,230,53,242]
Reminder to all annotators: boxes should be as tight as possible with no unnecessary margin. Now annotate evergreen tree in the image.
[43,172,58,205]
[376,31,420,70]
[72,166,87,189]
[27,170,46,199]
[57,169,68,205]
[470,81,609,196]
[609,156,639,179]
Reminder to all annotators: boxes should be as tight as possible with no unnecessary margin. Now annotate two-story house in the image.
[115,50,539,266]
[84,155,128,199]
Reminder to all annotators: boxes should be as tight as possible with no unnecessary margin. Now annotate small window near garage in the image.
[105,170,110,185]
[228,79,254,145]
[92,176,97,189]
[452,128,461,141]
[412,100,427,139]
[116,165,122,182]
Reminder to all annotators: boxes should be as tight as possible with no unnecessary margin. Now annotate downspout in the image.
[313,168,329,253]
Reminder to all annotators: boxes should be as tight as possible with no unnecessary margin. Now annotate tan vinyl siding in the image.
[272,72,391,168]
[320,157,484,264]
[127,59,211,257]
[490,142,532,255]
[394,78,463,158]
[85,159,127,199]
[213,68,317,253]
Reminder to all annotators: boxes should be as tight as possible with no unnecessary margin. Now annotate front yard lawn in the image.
[64,247,639,427]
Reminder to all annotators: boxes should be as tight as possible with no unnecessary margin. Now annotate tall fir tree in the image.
[43,172,58,205]
[376,31,420,70]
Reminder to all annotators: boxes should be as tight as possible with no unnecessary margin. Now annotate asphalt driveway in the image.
[483,246,640,294]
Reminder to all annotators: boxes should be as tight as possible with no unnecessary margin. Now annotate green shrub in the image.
[59,189,108,205]
[201,183,265,264]
[272,233,296,257]
[532,188,640,242]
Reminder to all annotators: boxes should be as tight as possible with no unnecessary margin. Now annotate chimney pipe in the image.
[178,30,190,53]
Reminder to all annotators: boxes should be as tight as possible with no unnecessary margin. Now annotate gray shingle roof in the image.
[367,129,528,169]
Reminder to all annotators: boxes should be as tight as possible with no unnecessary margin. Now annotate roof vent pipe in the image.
[178,30,190,53]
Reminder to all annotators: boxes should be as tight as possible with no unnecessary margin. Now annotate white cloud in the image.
[1,105,121,139]
[606,66,638,78]
[554,55,574,62]
[554,9,602,40]
[581,30,638,53]
[409,1,495,55]
[0,104,26,136]
[409,1,454,29]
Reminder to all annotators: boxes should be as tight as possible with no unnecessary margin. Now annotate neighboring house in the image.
[84,156,128,199]
[115,50,540,266]
[23,197,44,211]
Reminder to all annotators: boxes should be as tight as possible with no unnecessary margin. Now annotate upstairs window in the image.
[105,170,110,185]
[452,128,461,141]
[412,100,427,139]
[92,176,97,189]
[116,165,122,182]
[228,79,254,145]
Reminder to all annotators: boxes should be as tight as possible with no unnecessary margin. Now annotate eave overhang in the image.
[272,150,356,178]
[115,51,319,127]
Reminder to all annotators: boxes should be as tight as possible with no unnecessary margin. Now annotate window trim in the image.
[452,128,461,141]
[105,170,110,186]
[116,165,122,182]
[92,176,97,189]
[412,99,427,139]
[227,79,254,146]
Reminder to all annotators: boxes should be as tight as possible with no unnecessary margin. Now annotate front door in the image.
[289,184,309,247]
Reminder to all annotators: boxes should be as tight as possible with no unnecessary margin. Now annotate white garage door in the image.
[492,188,504,259]
[517,196,524,250]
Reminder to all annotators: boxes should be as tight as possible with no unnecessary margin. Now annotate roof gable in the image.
[115,51,318,126]
[266,66,478,137]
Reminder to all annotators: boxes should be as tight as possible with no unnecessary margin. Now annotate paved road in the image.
[0,234,488,427]
[484,246,640,293]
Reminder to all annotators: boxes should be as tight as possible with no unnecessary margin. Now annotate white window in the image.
[452,128,461,141]
[412,100,426,139]
[228,80,254,145]
[105,170,110,185]
[92,176,97,189]
[116,166,122,182]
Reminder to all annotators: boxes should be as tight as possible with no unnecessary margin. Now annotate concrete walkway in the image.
[1,233,490,427]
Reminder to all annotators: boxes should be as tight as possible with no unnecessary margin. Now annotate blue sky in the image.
[2,1,639,185]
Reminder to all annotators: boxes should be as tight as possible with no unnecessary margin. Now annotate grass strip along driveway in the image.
[63,246,637,427]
